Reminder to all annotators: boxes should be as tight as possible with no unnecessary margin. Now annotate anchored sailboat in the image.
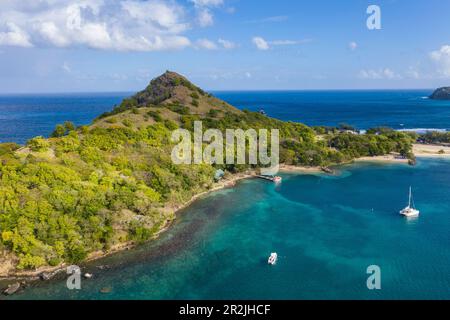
[400,187,420,218]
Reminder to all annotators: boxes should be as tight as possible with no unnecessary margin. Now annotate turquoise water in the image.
[8,159,450,300]
[2,90,450,144]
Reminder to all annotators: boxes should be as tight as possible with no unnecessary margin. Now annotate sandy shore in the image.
[413,143,450,158]
[354,154,409,164]
[279,164,324,173]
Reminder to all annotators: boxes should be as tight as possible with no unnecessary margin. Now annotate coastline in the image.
[279,164,324,173]
[354,154,409,164]
[2,144,450,285]
[413,143,450,158]
[0,171,256,281]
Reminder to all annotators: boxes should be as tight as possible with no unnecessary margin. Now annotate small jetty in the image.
[256,175,282,183]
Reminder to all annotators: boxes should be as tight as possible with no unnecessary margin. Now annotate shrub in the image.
[208,109,219,117]
[122,119,133,127]
[164,120,178,130]
[0,143,20,156]
[79,126,89,134]
[148,111,162,122]
[190,92,200,99]
[64,121,76,132]
[52,124,66,137]
[167,104,190,115]
[27,136,50,152]
[17,254,46,270]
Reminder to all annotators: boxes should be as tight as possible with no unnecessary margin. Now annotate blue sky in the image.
[0,0,449,93]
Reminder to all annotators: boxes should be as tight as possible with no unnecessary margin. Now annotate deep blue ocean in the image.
[1,90,450,300]
[1,90,450,144]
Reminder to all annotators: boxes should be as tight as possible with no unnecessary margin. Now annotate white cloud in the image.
[430,45,450,77]
[0,22,32,47]
[252,37,270,50]
[218,38,236,49]
[358,68,401,80]
[245,72,252,78]
[191,0,223,6]
[246,15,289,24]
[0,0,191,51]
[191,0,223,27]
[349,41,358,51]
[270,39,311,46]
[196,38,218,50]
[62,62,71,73]
[197,9,214,27]
[406,67,420,79]
[252,36,310,50]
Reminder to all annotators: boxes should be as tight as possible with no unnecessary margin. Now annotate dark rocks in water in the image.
[320,167,334,174]
[429,87,450,100]
[3,282,20,296]
[97,265,110,270]
[99,287,112,294]
[40,272,52,281]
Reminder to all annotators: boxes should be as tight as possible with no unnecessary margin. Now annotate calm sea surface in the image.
[1,90,450,144]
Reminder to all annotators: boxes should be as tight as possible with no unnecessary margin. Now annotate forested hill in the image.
[0,72,415,275]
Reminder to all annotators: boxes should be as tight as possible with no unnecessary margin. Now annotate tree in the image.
[64,121,76,132]
[52,124,66,137]
[27,136,50,152]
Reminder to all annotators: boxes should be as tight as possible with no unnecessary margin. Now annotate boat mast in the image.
[409,186,412,208]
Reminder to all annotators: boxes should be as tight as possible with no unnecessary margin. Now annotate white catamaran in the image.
[400,187,420,218]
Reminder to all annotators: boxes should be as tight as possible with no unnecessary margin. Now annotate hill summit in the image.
[134,71,205,106]
[98,71,239,125]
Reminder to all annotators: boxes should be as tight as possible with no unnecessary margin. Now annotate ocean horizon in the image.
[1,89,449,145]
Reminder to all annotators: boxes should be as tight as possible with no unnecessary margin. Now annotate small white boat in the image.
[84,273,93,279]
[400,187,420,218]
[268,253,278,265]
[273,176,282,184]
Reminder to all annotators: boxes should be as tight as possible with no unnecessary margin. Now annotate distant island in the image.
[1,71,448,282]
[430,87,450,100]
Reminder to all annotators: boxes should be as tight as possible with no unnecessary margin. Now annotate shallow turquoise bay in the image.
[9,159,450,300]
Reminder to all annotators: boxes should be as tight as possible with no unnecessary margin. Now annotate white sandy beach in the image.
[413,144,450,158]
